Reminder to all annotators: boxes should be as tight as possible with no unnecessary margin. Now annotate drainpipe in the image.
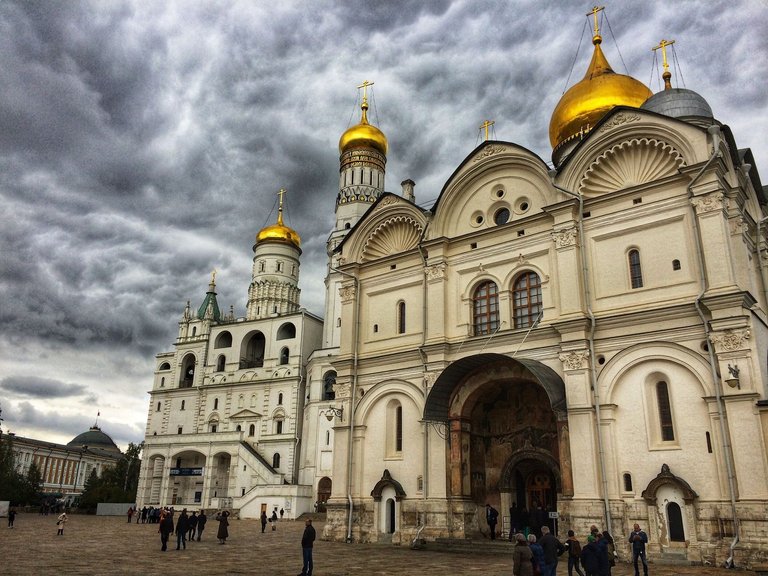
[687,125,740,567]
[549,172,612,533]
[330,265,360,543]
[417,237,431,518]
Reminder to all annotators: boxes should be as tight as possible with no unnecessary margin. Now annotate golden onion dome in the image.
[255,191,301,249]
[339,99,388,155]
[549,34,652,150]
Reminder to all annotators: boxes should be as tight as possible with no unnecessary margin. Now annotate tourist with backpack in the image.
[564,530,585,576]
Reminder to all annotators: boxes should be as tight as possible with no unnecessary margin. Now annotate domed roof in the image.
[641,87,713,121]
[67,426,121,454]
[339,100,388,155]
[549,35,652,152]
[255,191,301,249]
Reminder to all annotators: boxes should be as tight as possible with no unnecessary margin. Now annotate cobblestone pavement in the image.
[0,513,758,576]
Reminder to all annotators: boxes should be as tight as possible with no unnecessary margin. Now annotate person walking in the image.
[512,533,534,576]
[175,509,189,550]
[629,523,649,576]
[299,517,316,576]
[8,508,16,528]
[270,509,278,531]
[539,525,565,576]
[529,534,544,575]
[602,531,616,575]
[216,510,230,544]
[196,510,207,541]
[280,507,285,521]
[261,510,268,533]
[56,512,67,536]
[127,506,134,523]
[159,510,174,552]
[187,511,198,542]
[564,530,585,576]
[580,535,600,576]
[485,503,499,540]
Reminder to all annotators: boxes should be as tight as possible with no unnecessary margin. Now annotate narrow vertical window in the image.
[629,249,643,289]
[395,406,403,452]
[276,420,283,434]
[272,453,280,468]
[180,400,185,411]
[513,272,542,328]
[156,402,161,412]
[623,473,633,492]
[278,393,284,405]
[397,301,406,334]
[706,431,713,453]
[214,398,219,410]
[160,377,165,387]
[473,281,499,335]
[656,380,675,441]
[249,424,255,437]
[280,347,289,365]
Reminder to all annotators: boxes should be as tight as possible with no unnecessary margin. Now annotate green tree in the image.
[77,442,144,511]
[23,461,43,505]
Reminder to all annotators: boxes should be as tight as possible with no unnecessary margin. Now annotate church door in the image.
[667,502,685,542]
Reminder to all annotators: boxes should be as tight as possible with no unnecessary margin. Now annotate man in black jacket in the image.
[175,509,189,550]
[299,517,316,576]
[539,525,565,576]
[196,510,207,541]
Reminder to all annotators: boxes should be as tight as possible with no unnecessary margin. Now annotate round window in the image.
[494,208,510,225]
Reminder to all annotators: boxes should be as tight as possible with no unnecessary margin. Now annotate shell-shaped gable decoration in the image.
[361,216,423,262]
[580,138,685,196]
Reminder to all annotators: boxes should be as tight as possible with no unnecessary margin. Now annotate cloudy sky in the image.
[1,0,766,451]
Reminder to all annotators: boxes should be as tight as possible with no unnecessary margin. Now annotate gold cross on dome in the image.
[480,120,495,141]
[277,188,286,224]
[652,39,675,73]
[587,6,604,37]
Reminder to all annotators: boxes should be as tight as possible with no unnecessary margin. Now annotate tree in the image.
[77,442,144,511]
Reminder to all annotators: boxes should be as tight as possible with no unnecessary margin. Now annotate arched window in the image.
[213,398,219,410]
[159,362,171,371]
[251,394,257,407]
[216,355,226,372]
[323,371,336,401]
[248,424,255,437]
[180,355,196,388]
[156,402,161,412]
[276,420,283,434]
[277,322,296,340]
[192,327,196,336]
[272,453,280,468]
[629,249,643,289]
[623,473,633,492]
[656,381,675,441]
[214,331,232,349]
[473,281,499,336]
[236,425,242,432]
[397,301,406,334]
[160,377,165,387]
[278,393,283,405]
[280,347,289,365]
[241,331,265,369]
[387,400,404,456]
[513,272,543,328]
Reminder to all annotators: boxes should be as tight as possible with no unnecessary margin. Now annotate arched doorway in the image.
[423,354,569,538]
[317,477,332,511]
[667,502,685,542]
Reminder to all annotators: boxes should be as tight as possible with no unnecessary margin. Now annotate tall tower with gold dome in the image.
[246,189,302,320]
[549,7,652,165]
[336,80,388,230]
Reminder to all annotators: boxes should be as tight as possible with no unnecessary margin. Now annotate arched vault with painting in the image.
[424,353,571,536]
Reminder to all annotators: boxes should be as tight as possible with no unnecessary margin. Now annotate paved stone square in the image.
[0,513,758,575]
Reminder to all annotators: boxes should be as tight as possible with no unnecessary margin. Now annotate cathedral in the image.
[137,12,768,568]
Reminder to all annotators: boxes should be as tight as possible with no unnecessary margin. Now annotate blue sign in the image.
[170,467,203,476]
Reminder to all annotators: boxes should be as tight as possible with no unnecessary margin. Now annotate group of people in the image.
[127,505,169,524]
[153,507,214,551]
[511,521,649,576]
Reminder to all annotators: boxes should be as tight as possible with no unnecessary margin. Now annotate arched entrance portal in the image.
[424,354,571,537]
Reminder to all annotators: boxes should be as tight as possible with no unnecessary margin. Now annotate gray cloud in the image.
[1,376,90,399]
[1,0,766,447]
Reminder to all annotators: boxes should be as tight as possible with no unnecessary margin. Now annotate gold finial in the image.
[211,269,217,284]
[587,6,604,43]
[276,188,287,225]
[480,120,495,141]
[357,80,374,107]
[653,39,675,90]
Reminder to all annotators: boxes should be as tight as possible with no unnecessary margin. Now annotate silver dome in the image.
[641,88,713,120]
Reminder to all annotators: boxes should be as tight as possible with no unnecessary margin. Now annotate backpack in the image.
[569,539,582,558]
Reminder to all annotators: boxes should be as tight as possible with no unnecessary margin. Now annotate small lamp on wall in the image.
[321,406,344,422]
[725,364,740,389]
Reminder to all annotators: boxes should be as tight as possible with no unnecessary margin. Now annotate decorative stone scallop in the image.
[361,216,423,262]
[580,138,685,195]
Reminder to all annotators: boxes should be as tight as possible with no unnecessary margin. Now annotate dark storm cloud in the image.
[0,0,766,447]
[1,376,90,399]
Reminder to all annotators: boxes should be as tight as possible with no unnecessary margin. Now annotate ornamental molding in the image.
[559,350,589,371]
[729,217,747,236]
[598,112,641,133]
[425,263,446,281]
[710,329,750,352]
[690,192,725,215]
[379,195,400,207]
[335,383,351,399]
[339,285,356,302]
[472,145,506,162]
[580,137,685,195]
[552,227,578,249]
[361,215,423,262]
[424,372,438,387]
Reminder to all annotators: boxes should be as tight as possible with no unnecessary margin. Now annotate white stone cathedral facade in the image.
[137,24,768,568]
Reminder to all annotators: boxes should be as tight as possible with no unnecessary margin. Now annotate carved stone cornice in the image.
[598,112,641,133]
[691,192,725,215]
[710,328,751,353]
[425,263,446,281]
[339,285,356,303]
[472,145,505,162]
[559,350,589,371]
[552,227,578,249]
